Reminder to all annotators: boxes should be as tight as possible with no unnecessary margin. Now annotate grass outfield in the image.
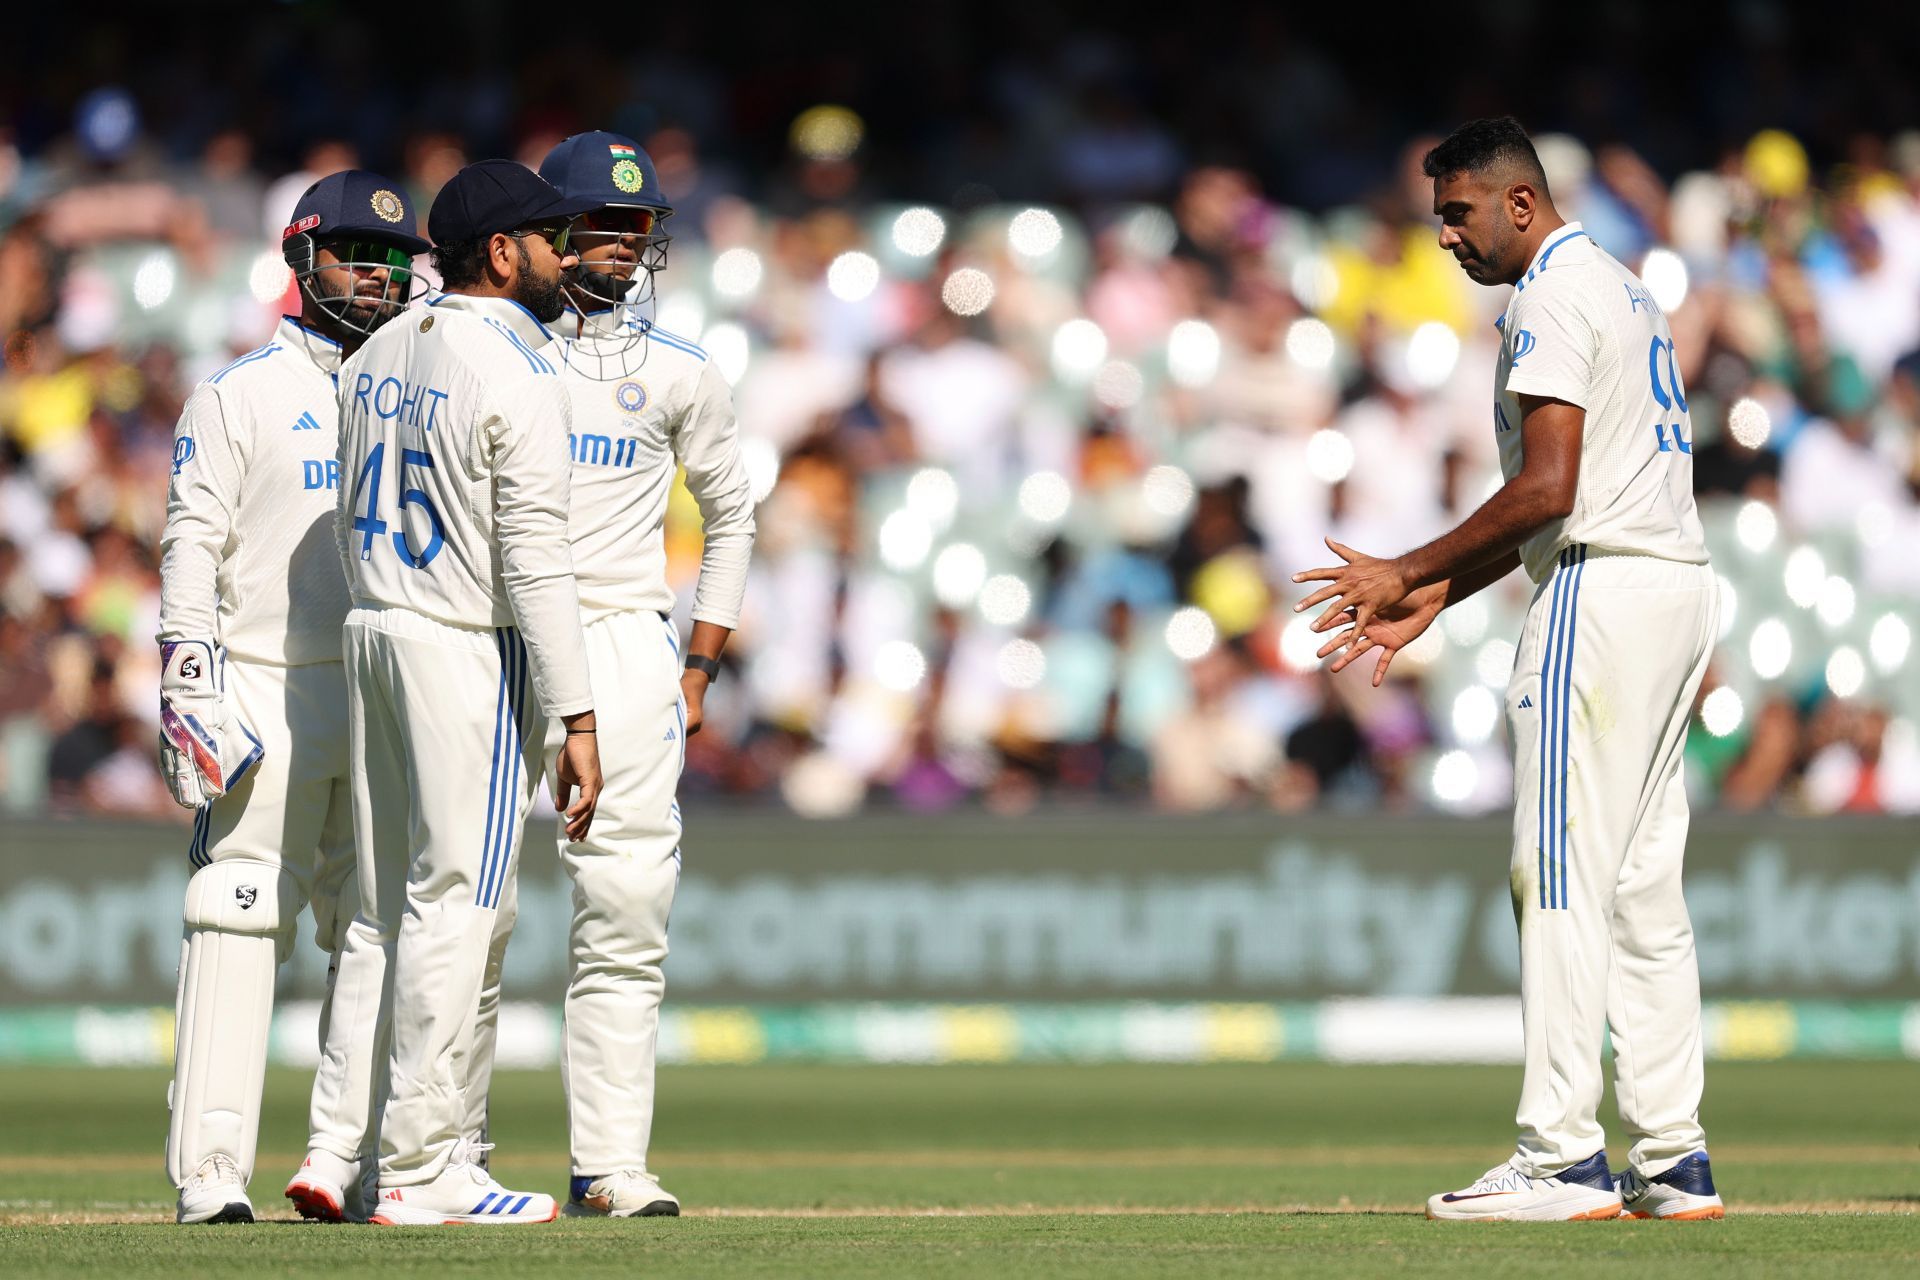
[1,1061,1915,1276]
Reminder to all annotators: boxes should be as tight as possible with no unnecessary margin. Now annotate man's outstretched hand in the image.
[1310,581,1449,687]
[1292,538,1413,646]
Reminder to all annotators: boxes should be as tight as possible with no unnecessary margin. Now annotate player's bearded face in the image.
[509,237,570,324]
[311,245,407,327]
[1432,173,1517,285]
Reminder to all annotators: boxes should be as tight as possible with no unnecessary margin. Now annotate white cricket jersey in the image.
[549,310,755,628]
[159,318,352,666]
[334,294,593,717]
[1495,222,1710,583]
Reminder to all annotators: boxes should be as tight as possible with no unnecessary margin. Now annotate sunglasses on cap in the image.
[572,207,660,237]
[321,240,416,280]
[507,221,573,255]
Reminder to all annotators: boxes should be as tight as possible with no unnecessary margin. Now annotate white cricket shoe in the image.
[368,1140,557,1226]
[1426,1151,1623,1221]
[285,1148,368,1223]
[562,1170,682,1218]
[176,1153,254,1224]
[1618,1151,1725,1220]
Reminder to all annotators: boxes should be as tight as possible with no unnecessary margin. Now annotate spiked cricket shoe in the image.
[1426,1151,1623,1221]
[285,1149,367,1223]
[1618,1151,1725,1220]
[562,1170,681,1218]
[177,1153,253,1224]
[369,1141,557,1225]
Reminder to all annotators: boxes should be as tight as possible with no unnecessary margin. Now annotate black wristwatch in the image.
[684,655,721,683]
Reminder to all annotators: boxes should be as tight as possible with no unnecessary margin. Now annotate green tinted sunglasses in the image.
[507,221,573,256]
[325,241,416,283]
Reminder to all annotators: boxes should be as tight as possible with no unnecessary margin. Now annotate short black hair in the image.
[1422,116,1549,191]
[431,236,493,289]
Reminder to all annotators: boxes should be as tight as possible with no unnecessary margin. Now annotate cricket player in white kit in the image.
[157,170,428,1224]
[529,131,755,1216]
[331,159,605,1226]
[1296,118,1724,1222]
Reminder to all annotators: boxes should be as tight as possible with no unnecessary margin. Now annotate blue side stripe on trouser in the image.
[504,633,529,905]
[479,631,511,909]
[1555,547,1588,910]
[480,632,528,910]
[480,632,516,910]
[1538,546,1586,911]
[1545,553,1565,911]
[1537,551,1568,910]
[1553,546,1587,909]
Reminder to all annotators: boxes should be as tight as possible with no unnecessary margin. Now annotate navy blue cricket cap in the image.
[282,169,430,255]
[538,131,672,212]
[428,159,599,246]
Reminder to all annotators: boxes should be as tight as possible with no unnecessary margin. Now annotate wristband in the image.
[566,728,596,735]
[684,655,721,683]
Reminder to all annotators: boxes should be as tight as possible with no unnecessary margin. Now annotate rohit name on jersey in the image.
[348,374,451,432]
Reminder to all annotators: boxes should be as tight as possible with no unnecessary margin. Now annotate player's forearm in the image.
[495,478,595,716]
[156,525,225,641]
[1395,478,1567,591]
[499,550,595,717]
[689,523,753,630]
[684,619,732,666]
[1442,550,1523,608]
[679,397,757,630]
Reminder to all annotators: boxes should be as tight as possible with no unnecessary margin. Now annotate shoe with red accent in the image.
[285,1149,367,1223]
[1618,1152,1725,1220]
[368,1140,557,1226]
[1426,1151,1623,1221]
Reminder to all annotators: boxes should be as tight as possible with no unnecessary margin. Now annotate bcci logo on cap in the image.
[370,189,406,224]
[615,381,648,413]
[611,159,644,194]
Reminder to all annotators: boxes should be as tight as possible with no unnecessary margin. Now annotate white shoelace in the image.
[190,1153,244,1187]
[1461,1162,1533,1194]
[448,1139,498,1184]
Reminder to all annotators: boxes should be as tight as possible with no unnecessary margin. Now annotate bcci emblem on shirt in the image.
[615,381,648,414]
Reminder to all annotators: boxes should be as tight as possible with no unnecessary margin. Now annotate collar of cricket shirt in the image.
[1515,220,1588,290]
[276,316,346,375]
[428,292,558,350]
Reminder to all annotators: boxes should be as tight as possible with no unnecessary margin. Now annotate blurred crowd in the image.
[4,24,1920,821]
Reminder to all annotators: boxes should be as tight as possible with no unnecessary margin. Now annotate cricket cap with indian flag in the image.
[538,130,672,214]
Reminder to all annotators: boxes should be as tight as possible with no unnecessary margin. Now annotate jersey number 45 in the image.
[351,442,445,568]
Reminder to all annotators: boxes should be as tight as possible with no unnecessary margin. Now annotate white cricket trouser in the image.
[455,610,681,1173]
[1506,546,1717,1178]
[167,657,355,1186]
[546,609,684,1177]
[339,606,544,1187]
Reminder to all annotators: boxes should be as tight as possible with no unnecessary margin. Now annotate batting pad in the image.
[166,858,300,1187]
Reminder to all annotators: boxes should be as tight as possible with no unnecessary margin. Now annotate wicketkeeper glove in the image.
[157,640,264,809]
